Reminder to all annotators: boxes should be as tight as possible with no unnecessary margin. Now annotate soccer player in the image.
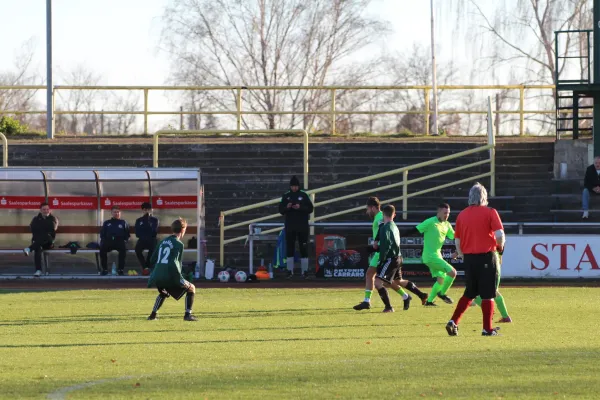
[373,205,407,313]
[354,197,427,311]
[401,203,457,306]
[445,183,505,337]
[146,218,197,321]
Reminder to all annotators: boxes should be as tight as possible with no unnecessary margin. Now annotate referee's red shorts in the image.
[462,252,499,300]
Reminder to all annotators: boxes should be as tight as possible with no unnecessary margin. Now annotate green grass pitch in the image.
[0,287,599,399]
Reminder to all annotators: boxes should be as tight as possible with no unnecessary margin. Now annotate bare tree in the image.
[55,65,103,134]
[161,0,389,132]
[0,39,41,128]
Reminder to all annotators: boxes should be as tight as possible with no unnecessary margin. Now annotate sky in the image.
[0,0,497,130]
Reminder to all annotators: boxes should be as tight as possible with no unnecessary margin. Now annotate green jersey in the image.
[147,235,185,288]
[378,221,401,263]
[372,211,383,239]
[416,216,454,262]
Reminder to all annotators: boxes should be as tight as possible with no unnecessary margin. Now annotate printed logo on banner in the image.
[48,197,98,210]
[502,236,600,278]
[100,197,150,210]
[152,196,197,209]
[0,196,46,209]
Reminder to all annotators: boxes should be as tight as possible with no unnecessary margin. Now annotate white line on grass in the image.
[46,357,391,400]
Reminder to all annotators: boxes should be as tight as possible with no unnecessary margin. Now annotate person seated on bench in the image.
[135,202,159,272]
[24,202,59,277]
[582,156,600,219]
[100,205,130,275]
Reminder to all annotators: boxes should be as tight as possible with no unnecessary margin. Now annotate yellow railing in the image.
[0,133,7,167]
[0,84,557,136]
[218,99,496,266]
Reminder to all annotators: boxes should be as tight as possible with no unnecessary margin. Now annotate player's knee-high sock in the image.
[481,299,494,332]
[364,290,373,302]
[440,274,455,295]
[404,281,425,298]
[377,287,392,308]
[395,288,408,300]
[427,281,443,303]
[286,257,294,273]
[450,296,473,325]
[185,292,195,314]
[300,258,308,273]
[495,292,509,318]
[152,295,166,313]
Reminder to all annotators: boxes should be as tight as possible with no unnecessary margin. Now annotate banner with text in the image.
[100,196,150,210]
[153,196,197,209]
[0,196,46,209]
[49,196,98,210]
[502,235,600,278]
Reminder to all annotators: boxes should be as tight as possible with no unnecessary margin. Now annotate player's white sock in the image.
[402,293,409,300]
[287,257,294,273]
[300,258,308,273]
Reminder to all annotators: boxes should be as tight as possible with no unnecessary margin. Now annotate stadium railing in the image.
[0,84,559,137]
[217,98,497,266]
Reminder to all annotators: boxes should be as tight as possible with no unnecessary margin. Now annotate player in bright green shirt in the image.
[404,203,457,306]
[354,197,428,311]
[147,218,198,321]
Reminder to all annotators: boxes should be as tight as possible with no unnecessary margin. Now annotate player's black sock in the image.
[405,281,426,298]
[377,287,392,308]
[185,292,195,314]
[153,295,167,313]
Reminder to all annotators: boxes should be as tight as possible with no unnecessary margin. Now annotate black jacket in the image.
[279,190,314,232]
[30,213,59,243]
[135,214,159,240]
[100,218,130,243]
[584,165,600,191]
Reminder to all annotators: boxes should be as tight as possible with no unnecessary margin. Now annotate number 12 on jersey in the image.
[157,246,171,264]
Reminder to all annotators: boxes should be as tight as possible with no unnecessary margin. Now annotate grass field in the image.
[1,286,599,399]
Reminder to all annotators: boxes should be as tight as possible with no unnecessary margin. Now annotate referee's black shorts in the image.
[462,252,499,300]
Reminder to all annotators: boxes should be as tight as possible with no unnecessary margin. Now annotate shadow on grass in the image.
[0,334,406,349]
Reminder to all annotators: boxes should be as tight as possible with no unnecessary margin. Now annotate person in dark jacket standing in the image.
[24,202,59,277]
[582,156,600,218]
[135,202,159,272]
[279,176,314,278]
[100,206,130,275]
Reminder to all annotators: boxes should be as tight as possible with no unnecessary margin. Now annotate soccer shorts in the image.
[463,252,499,300]
[376,256,403,284]
[157,278,192,301]
[368,252,380,269]
[424,257,454,278]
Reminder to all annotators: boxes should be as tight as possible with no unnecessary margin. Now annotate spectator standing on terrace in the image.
[135,202,159,273]
[24,202,59,277]
[100,206,130,276]
[582,156,600,219]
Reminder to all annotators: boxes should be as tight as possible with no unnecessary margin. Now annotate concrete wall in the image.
[553,139,593,180]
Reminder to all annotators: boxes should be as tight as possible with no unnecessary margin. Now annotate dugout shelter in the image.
[0,167,204,277]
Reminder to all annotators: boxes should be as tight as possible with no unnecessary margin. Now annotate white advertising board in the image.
[502,235,600,278]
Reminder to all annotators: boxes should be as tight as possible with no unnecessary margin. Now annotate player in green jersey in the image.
[402,204,457,306]
[147,218,197,321]
[354,197,427,311]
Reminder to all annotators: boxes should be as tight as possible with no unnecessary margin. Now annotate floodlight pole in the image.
[46,0,54,139]
[430,0,439,136]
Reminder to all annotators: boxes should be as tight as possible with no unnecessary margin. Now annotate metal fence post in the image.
[236,88,243,131]
[144,89,149,135]
[220,212,225,268]
[0,133,7,167]
[519,86,525,136]
[330,89,336,135]
[424,88,430,135]
[402,170,408,220]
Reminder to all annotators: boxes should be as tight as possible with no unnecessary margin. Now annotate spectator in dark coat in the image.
[582,156,600,219]
[24,202,59,277]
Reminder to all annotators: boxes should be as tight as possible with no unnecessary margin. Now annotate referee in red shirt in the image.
[445,183,505,337]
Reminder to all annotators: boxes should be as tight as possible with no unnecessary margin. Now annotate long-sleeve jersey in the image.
[135,214,159,239]
[147,235,185,288]
[100,218,130,242]
[278,190,314,232]
[378,221,401,264]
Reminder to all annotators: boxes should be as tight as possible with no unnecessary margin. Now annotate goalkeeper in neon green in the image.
[402,203,457,306]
